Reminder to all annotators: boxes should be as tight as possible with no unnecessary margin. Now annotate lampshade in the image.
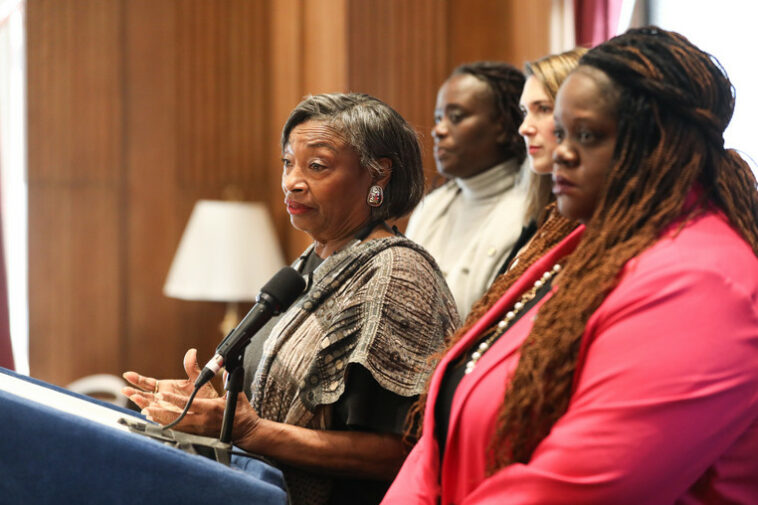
[163,200,285,302]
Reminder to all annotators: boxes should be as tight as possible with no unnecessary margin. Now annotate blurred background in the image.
[0,0,755,389]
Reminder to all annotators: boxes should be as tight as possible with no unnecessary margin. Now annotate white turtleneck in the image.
[405,159,528,318]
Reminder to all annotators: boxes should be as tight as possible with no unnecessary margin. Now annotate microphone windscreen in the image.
[261,266,306,310]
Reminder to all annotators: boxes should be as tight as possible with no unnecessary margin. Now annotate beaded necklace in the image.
[464,263,562,375]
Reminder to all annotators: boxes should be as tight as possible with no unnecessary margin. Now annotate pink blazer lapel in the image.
[429,225,585,464]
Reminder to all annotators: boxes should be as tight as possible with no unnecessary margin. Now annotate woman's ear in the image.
[494,118,509,145]
[375,158,393,188]
[496,130,509,145]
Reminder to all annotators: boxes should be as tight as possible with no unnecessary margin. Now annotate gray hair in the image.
[281,93,424,221]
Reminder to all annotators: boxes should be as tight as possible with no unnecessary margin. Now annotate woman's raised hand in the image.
[121,348,220,417]
[121,348,260,441]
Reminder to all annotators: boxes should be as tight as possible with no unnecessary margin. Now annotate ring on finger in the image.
[154,380,160,394]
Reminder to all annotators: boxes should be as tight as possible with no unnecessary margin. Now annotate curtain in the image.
[574,0,624,47]
[0,168,12,370]
[550,0,577,54]
[0,0,21,371]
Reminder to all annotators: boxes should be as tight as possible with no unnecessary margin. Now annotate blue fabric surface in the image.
[0,367,288,505]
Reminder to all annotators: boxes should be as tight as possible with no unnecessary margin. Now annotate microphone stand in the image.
[219,350,245,444]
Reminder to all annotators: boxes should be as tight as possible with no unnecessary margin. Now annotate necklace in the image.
[464,263,561,375]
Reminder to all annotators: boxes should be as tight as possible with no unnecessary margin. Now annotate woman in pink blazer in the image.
[383,27,758,505]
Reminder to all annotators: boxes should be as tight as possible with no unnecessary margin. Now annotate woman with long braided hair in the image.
[385,27,758,504]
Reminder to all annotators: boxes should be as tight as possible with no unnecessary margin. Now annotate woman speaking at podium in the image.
[123,93,459,505]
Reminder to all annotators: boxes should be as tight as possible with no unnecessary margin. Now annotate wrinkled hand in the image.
[122,349,218,420]
[122,348,219,398]
[141,388,261,441]
[121,348,261,442]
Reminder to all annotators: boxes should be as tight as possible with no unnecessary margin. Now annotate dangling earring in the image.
[367,185,384,207]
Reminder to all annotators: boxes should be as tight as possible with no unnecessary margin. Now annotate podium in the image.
[0,367,288,505]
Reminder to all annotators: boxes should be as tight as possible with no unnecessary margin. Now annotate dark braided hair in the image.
[404,205,578,446]
[406,27,758,468]
[489,26,758,469]
[452,61,527,164]
[403,56,581,446]
[403,61,543,447]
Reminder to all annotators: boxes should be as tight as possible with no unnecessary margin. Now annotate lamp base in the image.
[219,302,239,337]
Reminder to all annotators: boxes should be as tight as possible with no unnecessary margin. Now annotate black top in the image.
[496,220,538,278]
[434,276,554,460]
[329,364,416,505]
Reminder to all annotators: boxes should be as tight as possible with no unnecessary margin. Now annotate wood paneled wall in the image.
[27,0,550,386]
[28,0,124,383]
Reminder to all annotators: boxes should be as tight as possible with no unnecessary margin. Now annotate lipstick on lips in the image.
[285,200,312,215]
[528,145,541,155]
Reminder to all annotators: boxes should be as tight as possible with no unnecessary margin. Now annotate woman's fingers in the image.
[183,349,222,399]
[121,386,153,408]
[123,348,199,394]
[141,402,183,425]
[133,391,186,424]
[183,348,202,381]
[122,371,159,393]
[154,391,189,409]
[122,349,219,408]
[141,392,225,436]
[124,392,148,410]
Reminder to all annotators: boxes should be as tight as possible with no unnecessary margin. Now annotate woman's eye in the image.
[282,158,292,169]
[448,112,463,124]
[309,162,326,171]
[433,114,443,124]
[578,131,595,143]
[538,104,553,114]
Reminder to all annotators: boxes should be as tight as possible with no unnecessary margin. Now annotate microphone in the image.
[194,266,306,388]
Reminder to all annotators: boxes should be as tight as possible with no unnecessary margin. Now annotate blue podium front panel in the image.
[0,368,288,505]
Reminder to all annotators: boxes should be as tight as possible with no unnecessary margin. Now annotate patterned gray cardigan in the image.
[251,235,459,505]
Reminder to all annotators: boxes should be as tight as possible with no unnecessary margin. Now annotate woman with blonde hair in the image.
[519,47,588,226]
[475,48,587,326]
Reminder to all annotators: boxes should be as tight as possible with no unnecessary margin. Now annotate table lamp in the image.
[163,200,286,336]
